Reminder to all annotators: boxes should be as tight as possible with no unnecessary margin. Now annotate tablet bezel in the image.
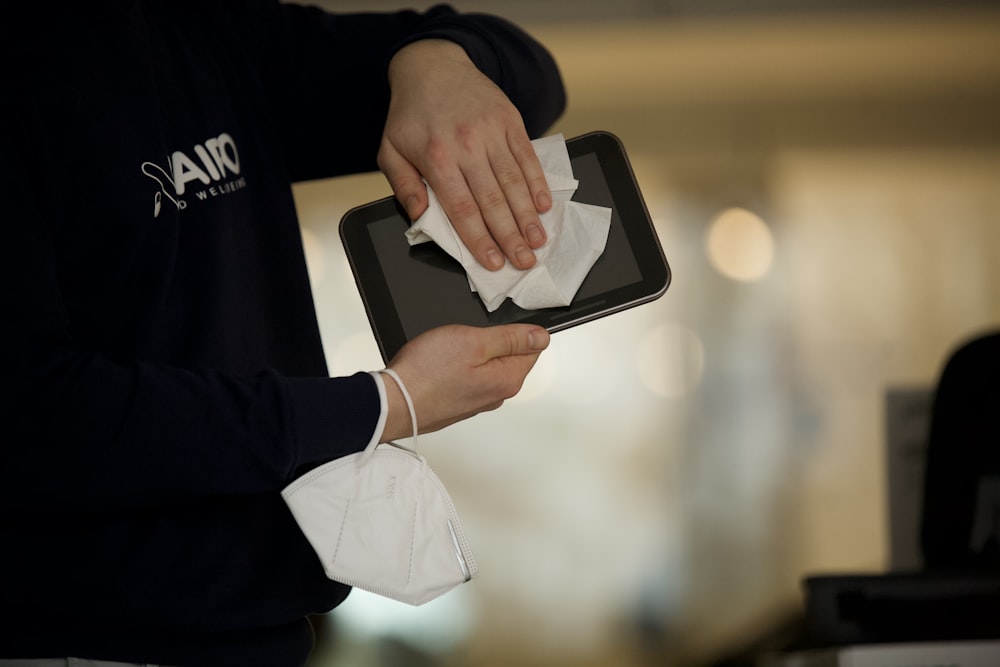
[339,130,670,362]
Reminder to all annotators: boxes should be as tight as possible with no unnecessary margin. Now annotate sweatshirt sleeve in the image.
[261,2,567,182]
[0,2,565,516]
[0,186,380,515]
[0,76,379,515]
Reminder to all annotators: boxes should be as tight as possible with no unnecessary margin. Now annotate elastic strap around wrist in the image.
[365,369,419,461]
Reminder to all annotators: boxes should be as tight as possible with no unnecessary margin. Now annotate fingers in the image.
[377,139,428,222]
[471,325,549,411]
[383,324,550,440]
[423,151,511,271]
[427,133,552,272]
[382,120,552,271]
[507,126,553,217]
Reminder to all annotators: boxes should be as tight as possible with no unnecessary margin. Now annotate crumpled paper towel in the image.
[405,134,612,312]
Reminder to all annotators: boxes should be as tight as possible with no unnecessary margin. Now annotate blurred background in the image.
[289,1,1000,665]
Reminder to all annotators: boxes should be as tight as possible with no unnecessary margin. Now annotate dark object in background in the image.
[921,331,1000,571]
[709,332,1000,665]
[798,331,1000,649]
[799,570,1000,647]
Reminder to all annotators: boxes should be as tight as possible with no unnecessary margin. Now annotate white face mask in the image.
[282,369,478,606]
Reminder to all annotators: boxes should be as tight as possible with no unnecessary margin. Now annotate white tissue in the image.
[405,134,612,312]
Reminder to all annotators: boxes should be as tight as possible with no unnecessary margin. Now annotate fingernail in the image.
[526,224,544,246]
[529,329,550,350]
[515,246,535,268]
[485,247,504,269]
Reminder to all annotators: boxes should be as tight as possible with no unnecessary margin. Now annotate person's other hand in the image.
[380,324,549,442]
[378,39,552,272]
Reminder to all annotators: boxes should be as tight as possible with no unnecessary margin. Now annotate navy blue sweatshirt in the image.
[0,2,564,664]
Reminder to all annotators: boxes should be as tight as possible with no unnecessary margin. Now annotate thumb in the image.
[377,140,428,222]
[482,324,550,362]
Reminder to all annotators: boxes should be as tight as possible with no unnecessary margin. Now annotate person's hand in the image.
[380,324,549,442]
[378,39,552,272]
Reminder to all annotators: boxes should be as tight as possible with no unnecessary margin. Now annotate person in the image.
[0,2,566,665]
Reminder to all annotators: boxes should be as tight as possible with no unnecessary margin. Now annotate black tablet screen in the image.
[341,131,670,362]
[367,151,643,343]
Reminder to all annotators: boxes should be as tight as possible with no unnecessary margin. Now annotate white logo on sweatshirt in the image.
[141,131,247,217]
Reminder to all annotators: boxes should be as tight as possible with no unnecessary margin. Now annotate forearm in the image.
[386,11,566,138]
[270,4,565,181]
[1,338,382,513]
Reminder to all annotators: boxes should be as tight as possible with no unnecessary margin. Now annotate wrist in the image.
[379,370,412,443]
[388,39,472,88]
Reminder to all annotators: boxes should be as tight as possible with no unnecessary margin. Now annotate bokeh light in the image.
[705,207,775,282]
[636,321,705,398]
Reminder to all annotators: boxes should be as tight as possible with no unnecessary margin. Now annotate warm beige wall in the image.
[292,7,1000,666]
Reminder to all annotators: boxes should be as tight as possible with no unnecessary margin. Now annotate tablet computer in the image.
[340,130,670,363]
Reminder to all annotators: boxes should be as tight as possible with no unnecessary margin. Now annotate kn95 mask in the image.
[281,368,478,606]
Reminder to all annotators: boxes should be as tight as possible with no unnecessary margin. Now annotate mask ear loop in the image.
[363,368,423,468]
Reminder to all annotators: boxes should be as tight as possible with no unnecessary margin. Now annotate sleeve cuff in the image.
[284,371,385,471]
[367,371,389,447]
